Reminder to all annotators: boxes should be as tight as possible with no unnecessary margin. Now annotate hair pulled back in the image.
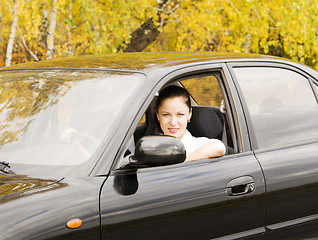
[156,85,191,112]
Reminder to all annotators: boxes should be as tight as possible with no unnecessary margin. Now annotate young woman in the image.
[156,85,226,162]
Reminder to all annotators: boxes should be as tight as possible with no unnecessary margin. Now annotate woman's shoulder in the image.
[182,130,213,155]
[183,129,212,143]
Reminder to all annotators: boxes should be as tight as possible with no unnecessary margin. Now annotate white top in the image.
[181,129,214,156]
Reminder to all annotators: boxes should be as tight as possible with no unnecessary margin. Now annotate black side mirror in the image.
[113,171,139,196]
[130,136,186,167]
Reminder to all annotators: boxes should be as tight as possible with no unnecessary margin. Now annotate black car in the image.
[1,52,318,240]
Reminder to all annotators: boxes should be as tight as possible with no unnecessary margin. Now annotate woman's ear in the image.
[188,108,192,121]
[156,112,160,122]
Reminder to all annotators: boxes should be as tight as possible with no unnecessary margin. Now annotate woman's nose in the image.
[170,116,177,126]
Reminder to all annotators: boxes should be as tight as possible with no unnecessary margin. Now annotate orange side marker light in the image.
[66,218,82,229]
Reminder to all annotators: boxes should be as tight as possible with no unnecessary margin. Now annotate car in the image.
[0,52,318,240]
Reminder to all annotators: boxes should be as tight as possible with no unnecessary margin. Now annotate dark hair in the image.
[156,85,191,112]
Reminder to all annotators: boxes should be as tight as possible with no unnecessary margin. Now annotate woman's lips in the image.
[168,128,179,134]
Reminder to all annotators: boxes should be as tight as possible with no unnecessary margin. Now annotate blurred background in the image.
[1,0,317,69]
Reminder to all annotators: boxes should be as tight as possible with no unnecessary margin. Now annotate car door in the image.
[229,62,318,239]
[99,65,266,240]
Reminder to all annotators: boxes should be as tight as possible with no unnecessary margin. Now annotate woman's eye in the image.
[162,113,169,117]
[178,113,184,116]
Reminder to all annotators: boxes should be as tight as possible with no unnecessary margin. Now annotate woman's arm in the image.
[185,139,225,162]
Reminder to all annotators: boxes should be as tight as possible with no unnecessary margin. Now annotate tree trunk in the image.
[39,4,49,51]
[5,0,19,66]
[18,25,39,61]
[67,1,73,56]
[123,18,160,52]
[46,0,57,59]
[121,0,180,52]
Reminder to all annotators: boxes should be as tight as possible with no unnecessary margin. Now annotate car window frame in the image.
[227,61,318,151]
[311,80,318,102]
[108,63,246,174]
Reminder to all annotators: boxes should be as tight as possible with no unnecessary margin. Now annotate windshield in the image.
[0,70,143,174]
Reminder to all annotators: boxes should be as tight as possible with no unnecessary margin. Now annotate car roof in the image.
[0,52,283,73]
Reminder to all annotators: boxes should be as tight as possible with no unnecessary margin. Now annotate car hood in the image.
[0,174,104,240]
[0,174,65,203]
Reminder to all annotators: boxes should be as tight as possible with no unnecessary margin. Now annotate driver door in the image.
[100,67,266,239]
[100,153,265,240]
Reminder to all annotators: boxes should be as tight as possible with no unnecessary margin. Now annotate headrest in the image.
[187,106,223,139]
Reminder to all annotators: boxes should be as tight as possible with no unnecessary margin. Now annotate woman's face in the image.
[156,96,192,139]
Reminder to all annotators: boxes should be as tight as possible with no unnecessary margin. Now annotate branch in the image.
[229,0,241,15]
[70,20,88,32]
[253,7,261,20]
[17,25,39,61]
[120,0,181,52]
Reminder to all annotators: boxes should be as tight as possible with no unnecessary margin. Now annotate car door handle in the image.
[226,176,255,196]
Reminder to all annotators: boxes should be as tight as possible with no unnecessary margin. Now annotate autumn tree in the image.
[149,0,318,67]
[1,0,318,69]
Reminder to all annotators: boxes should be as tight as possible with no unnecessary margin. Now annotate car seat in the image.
[187,106,234,155]
[187,106,223,139]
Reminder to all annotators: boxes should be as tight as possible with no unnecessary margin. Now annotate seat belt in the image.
[220,100,228,155]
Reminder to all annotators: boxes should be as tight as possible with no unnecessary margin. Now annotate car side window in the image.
[131,72,237,155]
[233,67,318,149]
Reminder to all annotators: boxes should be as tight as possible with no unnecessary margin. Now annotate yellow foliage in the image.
[0,0,318,69]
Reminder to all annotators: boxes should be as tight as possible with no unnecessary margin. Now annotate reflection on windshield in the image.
[0,70,142,167]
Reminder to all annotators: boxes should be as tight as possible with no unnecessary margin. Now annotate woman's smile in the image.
[168,128,179,134]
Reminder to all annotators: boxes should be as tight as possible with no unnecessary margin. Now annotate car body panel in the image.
[0,174,64,199]
[227,61,318,238]
[0,175,105,240]
[1,52,283,72]
[257,142,318,239]
[101,153,265,240]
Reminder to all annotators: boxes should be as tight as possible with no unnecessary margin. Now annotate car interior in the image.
[133,74,237,157]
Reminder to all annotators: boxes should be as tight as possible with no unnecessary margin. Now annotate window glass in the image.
[138,113,146,125]
[233,67,318,148]
[0,70,143,167]
[181,75,222,106]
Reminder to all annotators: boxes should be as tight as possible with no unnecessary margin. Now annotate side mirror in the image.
[130,136,186,167]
